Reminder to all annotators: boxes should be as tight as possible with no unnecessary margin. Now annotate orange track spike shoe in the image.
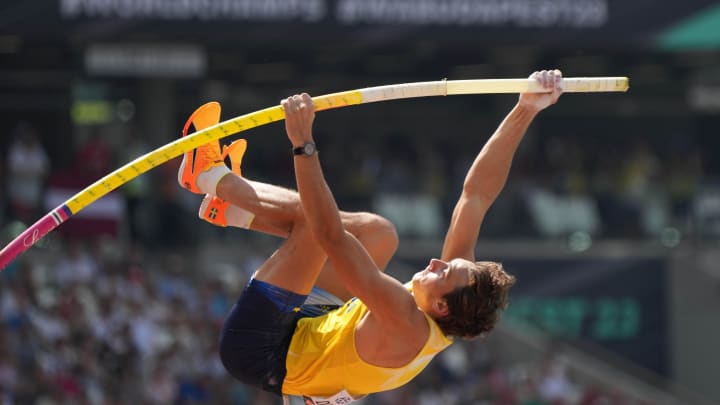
[177,101,225,194]
[223,139,247,176]
[199,139,248,227]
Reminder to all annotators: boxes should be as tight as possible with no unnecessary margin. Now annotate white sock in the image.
[199,195,255,229]
[226,205,255,228]
[196,166,231,195]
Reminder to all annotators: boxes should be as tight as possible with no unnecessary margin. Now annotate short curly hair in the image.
[433,261,516,339]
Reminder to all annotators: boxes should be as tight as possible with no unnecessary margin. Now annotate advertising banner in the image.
[2,0,717,48]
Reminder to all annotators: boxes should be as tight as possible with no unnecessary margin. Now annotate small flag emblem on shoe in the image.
[209,207,218,220]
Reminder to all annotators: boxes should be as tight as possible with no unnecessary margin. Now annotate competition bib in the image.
[302,390,362,405]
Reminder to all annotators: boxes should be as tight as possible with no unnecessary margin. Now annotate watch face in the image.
[304,143,315,155]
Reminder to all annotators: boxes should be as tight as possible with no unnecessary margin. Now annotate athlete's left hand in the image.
[282,93,316,147]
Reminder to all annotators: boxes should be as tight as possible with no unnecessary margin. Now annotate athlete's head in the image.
[412,258,515,339]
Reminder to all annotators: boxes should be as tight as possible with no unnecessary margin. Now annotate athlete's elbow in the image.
[463,179,501,200]
[458,189,495,213]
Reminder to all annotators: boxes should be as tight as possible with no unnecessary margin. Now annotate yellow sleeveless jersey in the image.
[282,294,453,397]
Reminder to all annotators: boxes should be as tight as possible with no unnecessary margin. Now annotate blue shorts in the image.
[218,279,343,396]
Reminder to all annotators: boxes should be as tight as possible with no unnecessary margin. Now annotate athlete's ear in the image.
[433,298,449,317]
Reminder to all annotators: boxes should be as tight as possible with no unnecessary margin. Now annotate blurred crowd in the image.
[0,239,648,405]
[0,117,710,405]
[266,125,712,242]
[2,117,716,246]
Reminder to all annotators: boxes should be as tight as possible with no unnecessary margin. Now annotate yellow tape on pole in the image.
[0,90,362,270]
[66,90,362,213]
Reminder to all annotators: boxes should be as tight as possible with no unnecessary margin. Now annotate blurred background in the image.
[1,0,720,404]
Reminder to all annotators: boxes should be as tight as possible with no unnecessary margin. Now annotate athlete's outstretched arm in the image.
[441,70,564,262]
[282,94,423,328]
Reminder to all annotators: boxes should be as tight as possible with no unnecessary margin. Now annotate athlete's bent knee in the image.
[362,213,399,250]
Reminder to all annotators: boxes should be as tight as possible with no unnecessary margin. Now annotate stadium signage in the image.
[60,0,327,21]
[337,0,607,28]
[59,0,607,28]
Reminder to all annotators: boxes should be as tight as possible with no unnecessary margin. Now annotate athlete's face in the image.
[412,258,473,317]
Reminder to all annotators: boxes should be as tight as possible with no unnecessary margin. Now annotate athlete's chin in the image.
[411,274,423,290]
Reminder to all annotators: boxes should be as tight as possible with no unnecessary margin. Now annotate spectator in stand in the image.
[53,240,99,286]
[5,122,50,223]
[120,130,152,243]
[75,130,112,182]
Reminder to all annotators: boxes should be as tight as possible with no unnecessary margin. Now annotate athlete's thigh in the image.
[251,220,327,296]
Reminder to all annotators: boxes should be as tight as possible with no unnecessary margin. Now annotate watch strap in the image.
[293,142,317,156]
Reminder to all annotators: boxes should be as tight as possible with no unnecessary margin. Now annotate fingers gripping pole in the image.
[0,77,628,270]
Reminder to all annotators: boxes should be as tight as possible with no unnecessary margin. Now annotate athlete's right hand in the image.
[518,69,563,112]
[282,93,316,148]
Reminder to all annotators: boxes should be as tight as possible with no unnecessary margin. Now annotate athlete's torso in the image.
[282,295,453,397]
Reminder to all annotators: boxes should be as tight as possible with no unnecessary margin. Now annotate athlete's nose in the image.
[429,258,447,272]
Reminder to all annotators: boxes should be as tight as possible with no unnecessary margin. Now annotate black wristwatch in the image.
[293,142,317,157]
